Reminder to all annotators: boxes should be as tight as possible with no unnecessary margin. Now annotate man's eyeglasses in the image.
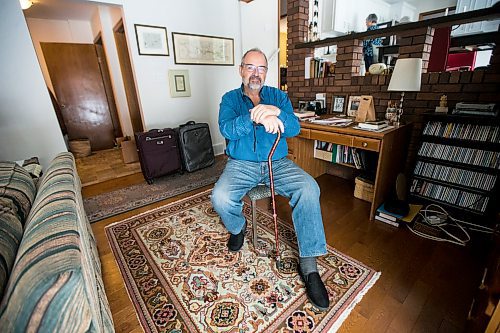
[241,63,268,74]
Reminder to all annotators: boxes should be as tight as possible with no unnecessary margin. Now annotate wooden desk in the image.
[287,122,411,220]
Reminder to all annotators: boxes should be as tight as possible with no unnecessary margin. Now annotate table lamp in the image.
[387,58,422,126]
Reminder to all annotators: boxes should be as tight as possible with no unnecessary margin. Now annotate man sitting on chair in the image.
[211,48,330,311]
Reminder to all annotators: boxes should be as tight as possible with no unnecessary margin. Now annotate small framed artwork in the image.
[347,95,361,117]
[298,101,308,112]
[168,70,191,97]
[134,24,169,56]
[331,94,348,115]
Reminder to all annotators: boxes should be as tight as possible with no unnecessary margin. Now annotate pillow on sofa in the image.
[0,162,36,223]
[0,197,23,300]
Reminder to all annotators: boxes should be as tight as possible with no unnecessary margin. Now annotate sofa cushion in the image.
[0,162,36,223]
[0,153,114,332]
[0,198,23,301]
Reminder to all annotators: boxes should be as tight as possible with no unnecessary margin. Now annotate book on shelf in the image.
[357,120,389,130]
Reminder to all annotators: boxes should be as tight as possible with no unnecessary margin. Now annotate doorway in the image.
[42,42,121,150]
[114,20,144,134]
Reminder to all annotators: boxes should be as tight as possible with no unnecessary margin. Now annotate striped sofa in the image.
[0,153,114,332]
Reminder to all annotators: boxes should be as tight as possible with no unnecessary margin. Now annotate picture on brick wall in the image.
[347,95,361,117]
[331,94,348,115]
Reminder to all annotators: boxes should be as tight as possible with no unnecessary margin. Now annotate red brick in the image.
[431,84,462,93]
[399,45,425,54]
[342,85,360,93]
[462,84,498,93]
[460,71,473,83]
[335,79,351,86]
[472,71,484,83]
[429,73,440,84]
[371,75,379,85]
[483,73,500,83]
[449,72,460,83]
[325,85,342,93]
[438,72,451,84]
[417,92,442,100]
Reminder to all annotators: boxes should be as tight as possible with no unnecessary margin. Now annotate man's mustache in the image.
[249,75,261,82]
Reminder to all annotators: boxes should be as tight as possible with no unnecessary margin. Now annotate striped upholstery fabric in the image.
[0,153,114,332]
[0,198,23,300]
[0,162,36,223]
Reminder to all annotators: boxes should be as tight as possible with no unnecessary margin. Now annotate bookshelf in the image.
[410,113,500,224]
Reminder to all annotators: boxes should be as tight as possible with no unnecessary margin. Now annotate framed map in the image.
[172,32,234,66]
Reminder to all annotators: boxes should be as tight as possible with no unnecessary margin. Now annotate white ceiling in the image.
[22,0,100,21]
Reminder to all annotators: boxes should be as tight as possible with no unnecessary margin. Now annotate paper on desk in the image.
[310,117,353,125]
[352,125,395,132]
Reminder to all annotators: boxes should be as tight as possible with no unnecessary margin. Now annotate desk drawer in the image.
[310,130,352,146]
[352,137,380,152]
[298,128,310,139]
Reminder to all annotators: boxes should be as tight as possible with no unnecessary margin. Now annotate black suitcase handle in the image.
[180,121,196,127]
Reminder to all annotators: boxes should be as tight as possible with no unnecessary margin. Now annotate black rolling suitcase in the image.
[135,129,182,184]
[177,121,215,172]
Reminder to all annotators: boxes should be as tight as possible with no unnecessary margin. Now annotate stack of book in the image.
[357,120,389,130]
[375,203,423,227]
[294,110,317,120]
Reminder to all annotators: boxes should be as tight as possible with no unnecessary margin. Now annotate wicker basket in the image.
[69,139,91,157]
[354,176,374,202]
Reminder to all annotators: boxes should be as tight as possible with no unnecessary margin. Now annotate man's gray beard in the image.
[249,82,261,90]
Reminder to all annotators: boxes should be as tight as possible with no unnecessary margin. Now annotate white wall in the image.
[0,0,66,168]
[113,0,245,155]
[240,0,280,87]
[26,18,95,93]
[93,5,135,137]
[1,0,278,165]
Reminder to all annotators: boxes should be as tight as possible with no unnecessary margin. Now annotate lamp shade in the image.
[19,0,33,10]
[388,58,422,92]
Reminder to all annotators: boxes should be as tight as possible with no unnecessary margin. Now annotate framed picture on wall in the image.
[168,70,191,97]
[331,94,348,115]
[172,32,234,65]
[134,24,169,56]
[347,95,361,117]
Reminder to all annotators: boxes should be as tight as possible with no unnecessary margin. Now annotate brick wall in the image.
[287,0,500,172]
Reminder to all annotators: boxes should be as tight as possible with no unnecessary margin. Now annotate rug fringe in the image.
[326,271,381,333]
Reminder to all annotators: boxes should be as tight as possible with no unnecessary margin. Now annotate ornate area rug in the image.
[84,158,226,223]
[105,189,380,332]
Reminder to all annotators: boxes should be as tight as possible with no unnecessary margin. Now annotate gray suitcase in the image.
[177,121,215,172]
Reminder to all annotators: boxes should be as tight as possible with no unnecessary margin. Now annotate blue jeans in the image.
[211,157,327,257]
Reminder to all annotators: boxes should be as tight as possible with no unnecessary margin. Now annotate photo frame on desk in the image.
[134,24,169,56]
[331,94,348,115]
[172,32,234,65]
[347,95,361,117]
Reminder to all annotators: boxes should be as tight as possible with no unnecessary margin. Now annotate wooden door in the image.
[114,22,144,134]
[42,42,118,150]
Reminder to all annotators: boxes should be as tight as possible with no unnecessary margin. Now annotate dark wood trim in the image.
[450,31,499,47]
[296,6,500,49]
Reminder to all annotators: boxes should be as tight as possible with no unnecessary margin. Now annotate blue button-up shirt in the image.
[219,85,300,162]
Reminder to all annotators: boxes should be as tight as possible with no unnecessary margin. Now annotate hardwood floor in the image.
[88,171,487,332]
[75,148,141,187]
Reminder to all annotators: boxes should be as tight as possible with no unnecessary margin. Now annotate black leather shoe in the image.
[299,270,330,311]
[227,223,246,252]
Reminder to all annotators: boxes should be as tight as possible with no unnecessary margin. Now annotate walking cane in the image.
[268,130,282,270]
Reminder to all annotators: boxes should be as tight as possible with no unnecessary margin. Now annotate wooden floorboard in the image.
[87,168,487,333]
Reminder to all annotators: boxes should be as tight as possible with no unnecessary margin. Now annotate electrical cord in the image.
[407,203,493,246]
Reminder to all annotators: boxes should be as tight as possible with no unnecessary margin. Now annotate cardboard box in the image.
[121,140,139,164]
